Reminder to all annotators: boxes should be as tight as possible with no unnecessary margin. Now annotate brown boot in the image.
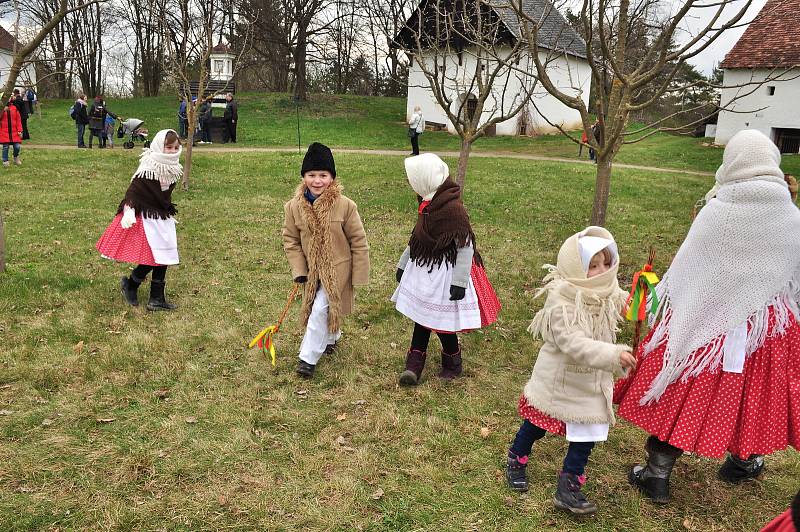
[438,347,463,380]
[399,349,427,385]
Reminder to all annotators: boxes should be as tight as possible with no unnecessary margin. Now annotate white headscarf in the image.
[404,153,449,201]
[641,129,800,403]
[528,226,627,344]
[131,129,183,186]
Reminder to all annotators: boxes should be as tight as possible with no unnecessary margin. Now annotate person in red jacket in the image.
[0,99,22,167]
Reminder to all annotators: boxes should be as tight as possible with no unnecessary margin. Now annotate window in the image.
[767,86,776,96]
[214,60,223,73]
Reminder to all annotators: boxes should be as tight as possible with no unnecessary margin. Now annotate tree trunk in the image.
[293,25,308,102]
[0,209,5,273]
[590,156,612,226]
[455,137,473,188]
[182,106,195,191]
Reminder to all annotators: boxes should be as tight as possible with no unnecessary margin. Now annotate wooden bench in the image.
[425,121,446,132]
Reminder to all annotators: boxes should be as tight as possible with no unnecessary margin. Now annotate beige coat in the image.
[523,300,628,425]
[282,182,369,331]
[522,226,630,425]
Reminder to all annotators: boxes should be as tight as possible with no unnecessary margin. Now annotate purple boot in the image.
[438,347,463,380]
[399,349,427,385]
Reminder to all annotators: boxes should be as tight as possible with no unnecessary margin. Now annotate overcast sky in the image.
[676,0,767,74]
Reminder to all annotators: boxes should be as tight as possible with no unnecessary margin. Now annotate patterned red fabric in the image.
[471,262,500,327]
[615,314,800,459]
[96,213,159,266]
[518,395,566,436]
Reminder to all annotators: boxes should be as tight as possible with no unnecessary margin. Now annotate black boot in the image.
[506,452,529,492]
[146,279,177,311]
[120,275,142,306]
[296,359,315,379]
[628,436,683,504]
[399,349,427,385]
[438,347,463,380]
[553,472,597,515]
[718,454,765,484]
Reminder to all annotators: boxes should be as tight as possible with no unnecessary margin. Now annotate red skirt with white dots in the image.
[95,213,159,266]
[518,395,566,436]
[615,314,800,459]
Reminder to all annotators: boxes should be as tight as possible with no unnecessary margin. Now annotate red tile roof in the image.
[721,0,800,68]
[0,26,23,53]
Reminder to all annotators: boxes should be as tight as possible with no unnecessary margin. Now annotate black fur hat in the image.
[301,142,336,178]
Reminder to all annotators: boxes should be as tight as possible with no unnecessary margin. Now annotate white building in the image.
[715,0,800,151]
[397,0,591,136]
[0,26,37,92]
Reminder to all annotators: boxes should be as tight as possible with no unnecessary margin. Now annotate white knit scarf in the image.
[528,227,627,343]
[641,130,800,404]
[131,129,183,186]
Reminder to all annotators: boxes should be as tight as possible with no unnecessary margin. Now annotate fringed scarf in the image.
[117,129,182,220]
[297,181,343,333]
[131,129,183,186]
[527,227,627,344]
[640,129,800,404]
[408,178,482,269]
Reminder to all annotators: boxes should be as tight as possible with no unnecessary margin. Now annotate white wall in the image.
[715,68,800,145]
[0,49,37,92]
[406,46,591,136]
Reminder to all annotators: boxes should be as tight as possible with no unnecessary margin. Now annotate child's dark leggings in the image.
[410,322,458,353]
[510,419,595,476]
[132,265,167,283]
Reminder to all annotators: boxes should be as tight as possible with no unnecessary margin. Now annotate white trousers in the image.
[299,285,341,365]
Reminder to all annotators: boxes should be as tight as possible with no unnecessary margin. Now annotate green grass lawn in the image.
[27,92,800,175]
[1,147,797,530]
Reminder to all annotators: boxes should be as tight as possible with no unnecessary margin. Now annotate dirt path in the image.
[25,144,714,176]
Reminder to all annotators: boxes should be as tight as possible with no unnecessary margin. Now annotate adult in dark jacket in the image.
[74,94,90,148]
[88,96,118,148]
[0,100,23,166]
[223,93,237,143]
[12,89,29,140]
[198,97,213,143]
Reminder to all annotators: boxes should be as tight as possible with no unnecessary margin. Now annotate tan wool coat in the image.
[522,227,630,425]
[282,182,370,332]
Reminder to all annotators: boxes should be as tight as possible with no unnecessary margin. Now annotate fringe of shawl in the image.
[527,265,626,344]
[640,272,800,405]
[296,182,342,333]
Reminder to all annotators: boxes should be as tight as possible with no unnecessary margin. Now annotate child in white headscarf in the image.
[391,153,500,385]
[505,226,634,515]
[96,129,183,311]
[617,129,800,504]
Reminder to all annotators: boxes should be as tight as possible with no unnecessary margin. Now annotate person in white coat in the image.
[408,106,425,155]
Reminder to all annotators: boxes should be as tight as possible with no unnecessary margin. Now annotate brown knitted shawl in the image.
[117,178,176,220]
[296,181,343,332]
[409,178,482,269]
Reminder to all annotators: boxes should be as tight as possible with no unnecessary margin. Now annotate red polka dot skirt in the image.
[518,395,566,436]
[95,213,159,266]
[615,312,800,459]
[471,262,501,327]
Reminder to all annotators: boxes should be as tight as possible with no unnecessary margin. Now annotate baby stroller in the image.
[118,118,150,149]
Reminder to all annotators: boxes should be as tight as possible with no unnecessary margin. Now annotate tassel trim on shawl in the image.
[640,274,800,405]
[527,265,626,344]
[131,167,183,186]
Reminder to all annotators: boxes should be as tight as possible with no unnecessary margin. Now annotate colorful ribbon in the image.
[249,325,278,366]
[625,264,659,322]
[248,283,300,366]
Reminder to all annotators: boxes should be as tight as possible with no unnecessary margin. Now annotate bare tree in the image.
[365,0,414,95]
[502,0,788,225]
[396,0,536,186]
[115,0,168,96]
[0,0,104,274]
[162,0,251,190]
